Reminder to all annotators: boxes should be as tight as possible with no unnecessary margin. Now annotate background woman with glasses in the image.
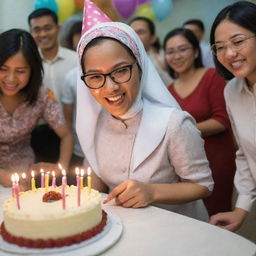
[163,28,236,217]
[76,22,214,221]
[209,1,256,232]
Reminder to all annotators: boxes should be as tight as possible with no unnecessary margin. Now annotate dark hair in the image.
[210,1,256,80]
[81,37,137,74]
[0,29,44,105]
[183,19,205,32]
[163,28,203,79]
[129,16,155,35]
[66,21,82,50]
[28,8,58,26]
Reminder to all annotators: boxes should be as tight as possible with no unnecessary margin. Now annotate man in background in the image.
[183,19,214,68]
[129,16,172,86]
[28,8,77,163]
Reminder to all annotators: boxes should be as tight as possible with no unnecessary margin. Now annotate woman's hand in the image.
[0,169,12,187]
[103,179,154,208]
[209,208,248,231]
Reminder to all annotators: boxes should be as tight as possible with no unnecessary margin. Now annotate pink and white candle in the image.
[14,173,20,210]
[51,171,56,188]
[61,170,66,209]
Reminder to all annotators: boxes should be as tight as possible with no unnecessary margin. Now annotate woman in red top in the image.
[163,28,236,216]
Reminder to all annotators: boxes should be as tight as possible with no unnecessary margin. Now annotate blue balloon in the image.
[34,0,58,14]
[152,0,172,21]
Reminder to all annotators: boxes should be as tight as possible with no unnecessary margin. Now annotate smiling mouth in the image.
[105,93,125,105]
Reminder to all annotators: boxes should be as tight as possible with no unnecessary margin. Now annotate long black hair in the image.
[210,1,256,80]
[0,29,44,105]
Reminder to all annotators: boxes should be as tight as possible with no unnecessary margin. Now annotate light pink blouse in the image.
[95,109,213,221]
[0,86,65,171]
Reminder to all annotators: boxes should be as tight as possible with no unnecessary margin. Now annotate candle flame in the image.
[80,168,85,177]
[11,174,15,183]
[46,171,50,175]
[14,173,19,182]
[87,167,91,176]
[58,163,63,170]
[40,168,44,173]
[62,169,66,176]
[52,171,55,177]
[21,173,26,179]
[75,167,79,176]
[31,170,35,178]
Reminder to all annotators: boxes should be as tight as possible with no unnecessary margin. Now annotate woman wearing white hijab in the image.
[76,21,214,221]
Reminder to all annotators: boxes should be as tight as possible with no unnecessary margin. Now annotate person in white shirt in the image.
[62,67,85,177]
[28,8,77,163]
[209,1,256,231]
[183,19,215,68]
[129,16,172,86]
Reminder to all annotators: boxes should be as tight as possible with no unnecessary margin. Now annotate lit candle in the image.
[45,171,50,192]
[76,168,81,206]
[31,171,36,192]
[58,163,63,170]
[80,168,84,189]
[62,170,66,209]
[14,173,20,210]
[51,171,56,188]
[14,173,20,194]
[11,174,15,198]
[40,169,45,188]
[87,167,92,193]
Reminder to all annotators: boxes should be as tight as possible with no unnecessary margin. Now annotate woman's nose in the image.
[104,75,119,91]
[5,71,16,81]
[224,46,238,58]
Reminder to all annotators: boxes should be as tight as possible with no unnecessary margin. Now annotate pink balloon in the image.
[113,0,137,19]
[137,0,151,5]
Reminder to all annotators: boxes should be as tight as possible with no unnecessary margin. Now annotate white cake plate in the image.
[0,211,122,256]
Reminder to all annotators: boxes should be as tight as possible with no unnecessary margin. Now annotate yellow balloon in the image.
[56,0,76,23]
[136,3,155,21]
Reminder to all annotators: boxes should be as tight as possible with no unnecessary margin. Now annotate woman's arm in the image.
[196,118,226,137]
[53,124,73,171]
[0,168,12,187]
[197,70,229,137]
[104,180,210,208]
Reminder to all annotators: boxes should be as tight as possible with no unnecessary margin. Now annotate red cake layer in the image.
[1,210,107,248]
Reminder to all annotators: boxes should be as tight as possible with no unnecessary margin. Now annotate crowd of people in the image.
[0,0,255,236]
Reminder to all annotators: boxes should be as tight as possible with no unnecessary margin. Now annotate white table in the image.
[0,186,255,256]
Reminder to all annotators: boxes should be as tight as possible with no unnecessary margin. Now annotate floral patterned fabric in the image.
[0,85,65,171]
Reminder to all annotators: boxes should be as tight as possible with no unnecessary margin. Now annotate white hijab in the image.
[76,22,179,175]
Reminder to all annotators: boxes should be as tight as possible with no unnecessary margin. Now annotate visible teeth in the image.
[231,61,243,68]
[108,95,122,102]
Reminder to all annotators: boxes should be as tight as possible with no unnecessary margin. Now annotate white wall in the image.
[0,0,34,33]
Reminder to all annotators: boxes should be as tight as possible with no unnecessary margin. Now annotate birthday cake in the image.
[1,186,107,248]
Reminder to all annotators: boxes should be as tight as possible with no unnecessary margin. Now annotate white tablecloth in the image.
[0,186,255,256]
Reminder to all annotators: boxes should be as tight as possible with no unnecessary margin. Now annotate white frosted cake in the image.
[1,186,107,248]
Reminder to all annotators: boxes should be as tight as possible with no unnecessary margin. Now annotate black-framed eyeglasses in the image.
[81,61,137,89]
[211,34,256,56]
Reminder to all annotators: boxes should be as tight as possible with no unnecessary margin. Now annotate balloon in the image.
[56,0,76,23]
[34,0,58,13]
[113,0,137,19]
[137,0,151,6]
[151,0,172,21]
[135,3,155,21]
[74,0,84,11]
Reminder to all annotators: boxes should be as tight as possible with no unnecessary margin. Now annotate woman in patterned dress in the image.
[0,29,73,187]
